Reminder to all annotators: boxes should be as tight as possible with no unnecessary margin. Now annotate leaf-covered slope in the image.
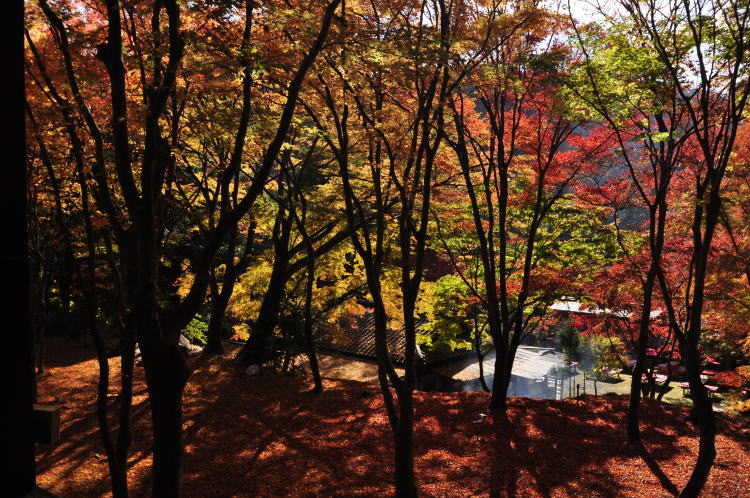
[36,342,750,497]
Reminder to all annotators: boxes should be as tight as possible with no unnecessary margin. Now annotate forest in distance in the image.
[24,0,750,496]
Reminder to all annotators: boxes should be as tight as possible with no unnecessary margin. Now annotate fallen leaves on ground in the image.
[36,341,750,497]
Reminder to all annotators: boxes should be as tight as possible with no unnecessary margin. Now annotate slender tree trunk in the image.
[31,329,39,404]
[303,251,322,392]
[489,369,510,412]
[679,346,716,497]
[473,324,490,393]
[477,353,490,393]
[89,320,128,497]
[490,339,519,411]
[394,390,417,498]
[205,221,256,356]
[281,329,291,373]
[656,373,671,401]
[204,278,229,355]
[393,294,419,497]
[116,334,135,476]
[59,250,72,322]
[627,266,656,442]
[238,211,292,364]
[36,320,45,375]
[646,371,656,399]
[238,268,289,363]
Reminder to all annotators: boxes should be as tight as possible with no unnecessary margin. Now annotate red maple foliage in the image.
[713,371,749,390]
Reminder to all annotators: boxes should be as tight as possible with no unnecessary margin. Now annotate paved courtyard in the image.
[432,345,730,410]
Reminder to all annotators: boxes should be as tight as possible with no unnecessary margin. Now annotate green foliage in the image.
[564,22,673,124]
[532,199,621,278]
[419,274,480,352]
[184,314,209,346]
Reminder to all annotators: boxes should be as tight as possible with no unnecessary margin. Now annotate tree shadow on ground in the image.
[179,354,396,496]
[36,341,750,497]
[634,440,679,495]
[35,339,155,496]
[484,394,729,497]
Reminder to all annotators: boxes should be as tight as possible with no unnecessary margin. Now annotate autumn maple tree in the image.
[27,0,341,494]
[441,11,612,412]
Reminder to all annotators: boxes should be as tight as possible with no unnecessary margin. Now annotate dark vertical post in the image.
[3,1,36,495]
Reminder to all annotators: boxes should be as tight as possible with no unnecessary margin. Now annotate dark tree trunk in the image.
[116,335,135,476]
[304,321,323,392]
[281,327,292,373]
[393,294,420,498]
[291,188,324,392]
[477,353,490,393]
[238,210,292,364]
[489,340,519,411]
[679,347,716,496]
[473,324,490,393]
[656,373,672,401]
[627,264,657,442]
[89,320,128,497]
[141,343,190,498]
[394,392,417,498]
[59,250,73,319]
[489,369,510,412]
[205,221,256,356]
[29,259,47,379]
[133,239,189,496]
[36,322,45,375]
[302,252,322,392]
[238,265,289,363]
[489,383,503,411]
[204,277,230,355]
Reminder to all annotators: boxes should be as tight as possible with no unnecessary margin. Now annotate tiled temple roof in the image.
[321,313,471,366]
[322,313,407,364]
